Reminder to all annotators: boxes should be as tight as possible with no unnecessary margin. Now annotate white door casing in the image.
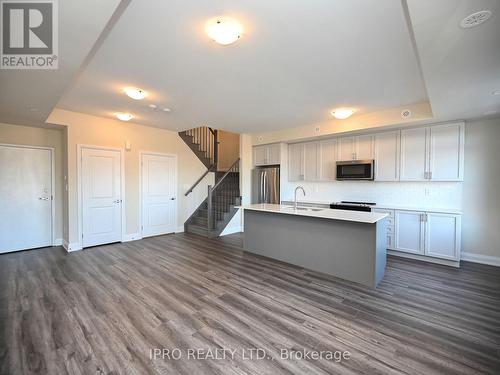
[141,153,177,238]
[81,147,122,248]
[0,145,54,253]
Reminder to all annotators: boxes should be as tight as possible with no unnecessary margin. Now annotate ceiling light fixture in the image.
[492,90,500,96]
[206,17,242,45]
[115,112,134,121]
[162,108,171,112]
[148,104,158,109]
[124,87,147,100]
[459,10,492,28]
[331,108,355,120]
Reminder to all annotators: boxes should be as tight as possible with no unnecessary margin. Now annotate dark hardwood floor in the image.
[1,232,500,374]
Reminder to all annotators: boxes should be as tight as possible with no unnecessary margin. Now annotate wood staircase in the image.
[179,127,241,238]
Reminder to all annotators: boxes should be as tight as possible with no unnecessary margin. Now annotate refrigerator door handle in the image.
[260,171,264,203]
[263,171,267,202]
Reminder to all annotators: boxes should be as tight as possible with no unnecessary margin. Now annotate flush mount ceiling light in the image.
[115,112,134,121]
[124,87,147,100]
[331,108,355,120]
[459,10,492,28]
[492,90,500,96]
[206,17,242,45]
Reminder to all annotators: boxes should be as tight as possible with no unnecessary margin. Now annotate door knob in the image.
[38,197,49,200]
[170,198,176,200]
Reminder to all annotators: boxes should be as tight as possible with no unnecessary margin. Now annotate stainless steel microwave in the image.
[336,160,375,180]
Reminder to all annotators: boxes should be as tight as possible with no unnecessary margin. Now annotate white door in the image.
[141,154,177,237]
[303,142,319,181]
[267,144,281,165]
[425,213,461,260]
[374,131,400,181]
[355,134,374,160]
[0,145,52,253]
[253,146,268,166]
[395,210,425,254]
[319,139,337,181]
[81,148,122,248]
[288,143,304,181]
[428,123,464,181]
[338,137,355,161]
[400,127,428,181]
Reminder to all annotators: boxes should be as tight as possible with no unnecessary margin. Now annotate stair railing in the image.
[207,158,240,230]
[183,127,219,196]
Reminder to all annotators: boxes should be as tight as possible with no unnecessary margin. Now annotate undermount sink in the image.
[285,206,323,212]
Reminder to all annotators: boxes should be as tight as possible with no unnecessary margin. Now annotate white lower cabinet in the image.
[393,209,461,261]
[425,213,461,260]
[395,211,425,254]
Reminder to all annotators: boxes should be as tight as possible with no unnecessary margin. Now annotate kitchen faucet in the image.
[294,186,306,210]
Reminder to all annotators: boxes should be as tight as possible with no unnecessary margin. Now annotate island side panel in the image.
[374,218,388,286]
[243,210,380,287]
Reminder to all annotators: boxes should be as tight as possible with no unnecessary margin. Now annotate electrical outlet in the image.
[315,126,321,133]
[424,188,431,196]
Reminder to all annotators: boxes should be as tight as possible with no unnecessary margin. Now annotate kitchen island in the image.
[240,204,388,288]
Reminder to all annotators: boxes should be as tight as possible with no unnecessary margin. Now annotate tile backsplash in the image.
[282,181,463,210]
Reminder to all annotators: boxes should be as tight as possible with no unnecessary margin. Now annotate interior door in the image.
[0,145,52,253]
[141,154,176,237]
[81,148,122,248]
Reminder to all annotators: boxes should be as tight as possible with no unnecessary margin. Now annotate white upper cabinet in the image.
[425,213,461,260]
[288,143,304,181]
[395,210,425,254]
[374,131,399,181]
[303,142,319,181]
[428,123,464,181]
[337,137,355,161]
[253,143,281,166]
[400,127,427,181]
[355,134,375,160]
[319,139,337,181]
[338,135,374,161]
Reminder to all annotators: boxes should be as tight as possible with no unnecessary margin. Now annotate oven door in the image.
[336,160,374,180]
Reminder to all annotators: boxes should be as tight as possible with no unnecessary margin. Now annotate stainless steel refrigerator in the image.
[252,166,280,204]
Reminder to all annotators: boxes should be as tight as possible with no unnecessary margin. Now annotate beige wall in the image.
[462,117,500,258]
[47,109,212,248]
[217,130,240,171]
[0,123,64,241]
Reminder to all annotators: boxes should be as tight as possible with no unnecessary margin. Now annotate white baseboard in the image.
[176,226,185,233]
[63,240,82,252]
[53,238,63,246]
[122,233,142,242]
[461,252,500,267]
[220,226,243,236]
[387,250,460,268]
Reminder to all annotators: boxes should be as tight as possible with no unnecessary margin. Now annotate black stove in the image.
[330,201,376,212]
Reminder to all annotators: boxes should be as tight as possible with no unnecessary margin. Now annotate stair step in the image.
[186,224,209,236]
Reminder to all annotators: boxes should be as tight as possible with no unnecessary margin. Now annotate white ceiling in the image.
[1,0,499,133]
[0,0,125,127]
[407,0,500,121]
[56,0,429,132]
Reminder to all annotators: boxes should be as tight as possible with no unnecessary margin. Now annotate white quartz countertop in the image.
[237,204,388,224]
[281,199,462,215]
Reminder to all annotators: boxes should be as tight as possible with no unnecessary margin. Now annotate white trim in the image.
[388,250,460,268]
[123,233,142,242]
[461,252,500,267]
[0,143,56,248]
[220,226,243,236]
[54,238,63,246]
[77,144,125,249]
[63,240,82,252]
[139,151,178,238]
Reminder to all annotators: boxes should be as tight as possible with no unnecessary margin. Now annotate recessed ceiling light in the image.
[459,10,492,28]
[162,108,171,112]
[331,108,355,120]
[206,17,242,45]
[492,90,500,96]
[148,104,157,109]
[115,112,134,121]
[124,87,147,100]
[484,110,497,116]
